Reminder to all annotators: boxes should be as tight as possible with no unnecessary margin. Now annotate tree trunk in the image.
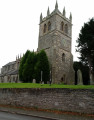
[88,57,94,84]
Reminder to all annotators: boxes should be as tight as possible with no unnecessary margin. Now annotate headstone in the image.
[90,68,94,85]
[49,70,52,86]
[33,79,36,83]
[42,81,44,84]
[40,71,43,85]
[77,69,83,85]
[40,81,44,86]
[41,71,43,82]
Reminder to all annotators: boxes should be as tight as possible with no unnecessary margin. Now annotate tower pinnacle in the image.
[20,54,21,59]
[63,7,66,17]
[47,7,50,16]
[16,56,17,60]
[55,0,58,11]
[18,54,19,59]
[40,13,43,23]
[69,12,72,22]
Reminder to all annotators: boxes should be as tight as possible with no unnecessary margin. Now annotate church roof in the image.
[7,69,18,75]
[0,69,18,77]
[3,61,16,67]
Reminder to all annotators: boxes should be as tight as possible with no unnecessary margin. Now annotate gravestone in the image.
[77,69,83,85]
[42,81,44,84]
[90,69,94,85]
[33,79,36,83]
[40,81,44,86]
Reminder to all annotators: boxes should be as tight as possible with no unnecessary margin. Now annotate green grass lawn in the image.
[0,83,94,89]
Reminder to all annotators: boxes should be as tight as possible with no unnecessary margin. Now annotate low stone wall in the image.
[0,88,94,114]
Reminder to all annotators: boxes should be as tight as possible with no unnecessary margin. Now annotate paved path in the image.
[0,111,47,120]
[0,107,94,120]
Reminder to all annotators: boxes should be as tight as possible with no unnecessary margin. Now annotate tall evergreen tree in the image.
[35,50,50,83]
[93,55,94,71]
[19,50,31,82]
[34,52,41,83]
[76,18,94,69]
[19,49,50,83]
[23,52,35,82]
[76,18,94,84]
[73,62,90,85]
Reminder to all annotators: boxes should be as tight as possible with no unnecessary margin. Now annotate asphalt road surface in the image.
[0,111,94,120]
[0,111,48,120]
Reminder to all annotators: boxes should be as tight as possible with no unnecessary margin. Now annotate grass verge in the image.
[0,83,93,89]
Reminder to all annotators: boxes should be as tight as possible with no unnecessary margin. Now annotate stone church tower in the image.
[38,1,74,84]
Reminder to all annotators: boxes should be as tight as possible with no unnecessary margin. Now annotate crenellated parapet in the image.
[40,1,72,24]
[16,54,23,61]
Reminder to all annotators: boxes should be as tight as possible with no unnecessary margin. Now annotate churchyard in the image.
[0,83,94,89]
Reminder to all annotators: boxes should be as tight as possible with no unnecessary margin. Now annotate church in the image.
[0,56,21,83]
[0,1,74,84]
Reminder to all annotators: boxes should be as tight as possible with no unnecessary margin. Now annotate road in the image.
[0,111,48,120]
[0,111,94,120]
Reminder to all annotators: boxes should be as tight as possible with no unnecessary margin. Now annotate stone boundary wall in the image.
[0,88,94,114]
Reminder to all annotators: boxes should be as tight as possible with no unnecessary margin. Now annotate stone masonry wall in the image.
[0,88,94,114]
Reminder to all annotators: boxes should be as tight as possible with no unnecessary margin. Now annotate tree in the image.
[73,62,82,85]
[76,18,94,68]
[73,62,90,85]
[76,18,94,83]
[19,49,50,83]
[35,50,50,84]
[19,50,31,82]
[34,53,41,83]
[93,55,94,71]
[22,52,35,82]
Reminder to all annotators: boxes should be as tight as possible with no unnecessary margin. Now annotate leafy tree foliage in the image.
[35,50,50,84]
[34,52,41,83]
[93,55,94,71]
[73,62,90,85]
[19,50,31,82]
[19,50,50,83]
[76,18,94,70]
[23,52,35,82]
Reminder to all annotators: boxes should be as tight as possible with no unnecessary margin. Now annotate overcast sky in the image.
[0,0,94,68]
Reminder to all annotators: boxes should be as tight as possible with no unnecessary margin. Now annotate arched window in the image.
[48,21,51,31]
[61,74,66,84]
[61,77,63,82]
[62,53,65,61]
[65,24,68,34]
[61,21,64,31]
[43,24,47,33]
